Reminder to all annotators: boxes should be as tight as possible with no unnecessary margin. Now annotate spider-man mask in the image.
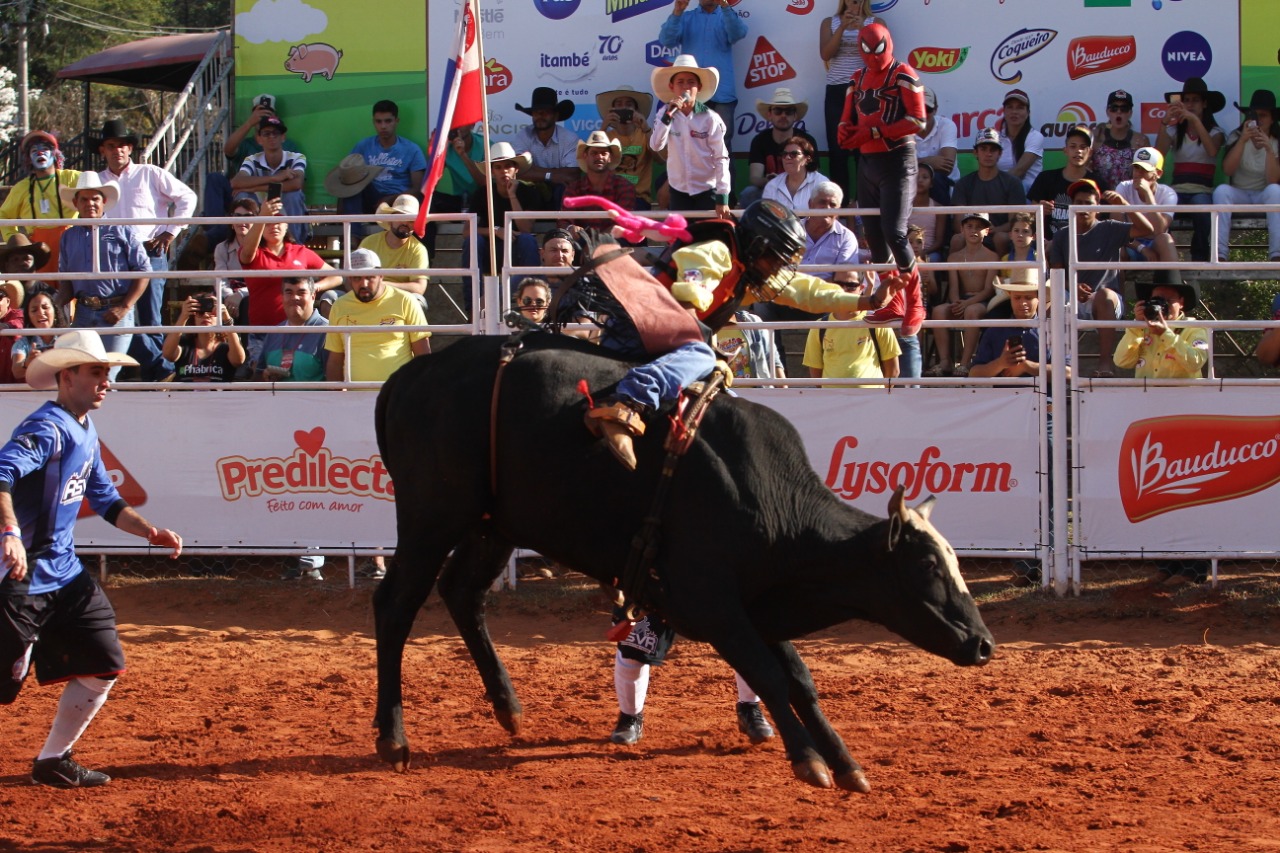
[859,22,894,73]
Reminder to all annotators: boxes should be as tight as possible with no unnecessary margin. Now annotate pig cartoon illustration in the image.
[284,43,343,83]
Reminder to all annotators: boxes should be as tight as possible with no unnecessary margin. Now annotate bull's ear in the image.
[915,495,936,521]
[888,484,908,522]
[887,512,902,552]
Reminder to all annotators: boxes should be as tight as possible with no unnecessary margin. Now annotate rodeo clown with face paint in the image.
[836,21,927,340]
[0,132,82,273]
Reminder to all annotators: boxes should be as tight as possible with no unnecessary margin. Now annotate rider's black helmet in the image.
[735,200,806,300]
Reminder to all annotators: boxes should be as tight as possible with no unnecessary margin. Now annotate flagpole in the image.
[474,0,498,297]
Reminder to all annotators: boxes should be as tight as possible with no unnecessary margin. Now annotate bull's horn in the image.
[915,495,937,521]
[888,484,909,522]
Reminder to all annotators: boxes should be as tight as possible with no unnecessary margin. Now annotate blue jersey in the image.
[351,136,428,197]
[0,403,124,594]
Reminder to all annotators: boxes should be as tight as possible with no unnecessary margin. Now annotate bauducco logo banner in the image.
[1118,415,1280,522]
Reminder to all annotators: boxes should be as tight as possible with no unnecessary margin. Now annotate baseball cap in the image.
[1131,147,1164,172]
[1107,89,1133,109]
[1066,124,1093,145]
[257,115,287,135]
[1003,89,1030,107]
[974,127,1001,148]
[961,211,993,229]
[923,88,938,111]
[1066,178,1102,200]
[349,248,382,271]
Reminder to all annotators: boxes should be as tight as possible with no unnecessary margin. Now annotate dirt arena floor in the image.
[2,565,1278,853]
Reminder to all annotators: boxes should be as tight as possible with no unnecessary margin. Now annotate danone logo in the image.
[1118,416,1280,522]
[745,36,796,88]
[217,428,395,502]
[990,28,1057,85]
[824,437,1014,502]
[1067,35,1135,80]
[910,47,969,75]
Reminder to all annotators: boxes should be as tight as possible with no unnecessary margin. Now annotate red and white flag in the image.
[415,0,484,236]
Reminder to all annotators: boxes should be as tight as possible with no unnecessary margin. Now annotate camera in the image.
[1144,295,1169,321]
[196,294,217,314]
[615,108,633,123]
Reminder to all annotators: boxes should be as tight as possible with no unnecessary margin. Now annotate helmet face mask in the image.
[737,200,805,302]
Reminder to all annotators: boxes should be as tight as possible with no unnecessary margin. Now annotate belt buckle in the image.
[82,296,103,310]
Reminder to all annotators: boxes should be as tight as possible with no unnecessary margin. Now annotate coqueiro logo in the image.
[1118,416,1280,522]
[217,428,395,502]
[824,437,1014,502]
[910,46,969,75]
[1067,35,1135,80]
[990,28,1057,85]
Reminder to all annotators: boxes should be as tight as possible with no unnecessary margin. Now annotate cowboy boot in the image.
[586,399,647,470]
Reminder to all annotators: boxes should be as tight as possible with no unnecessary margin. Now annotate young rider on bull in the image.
[560,199,905,469]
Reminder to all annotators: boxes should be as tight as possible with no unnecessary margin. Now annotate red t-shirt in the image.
[243,243,327,326]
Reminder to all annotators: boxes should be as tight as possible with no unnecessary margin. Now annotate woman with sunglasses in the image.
[1091,89,1151,191]
[9,285,62,385]
[161,293,246,382]
[513,278,551,325]
[819,0,878,196]
[762,137,829,212]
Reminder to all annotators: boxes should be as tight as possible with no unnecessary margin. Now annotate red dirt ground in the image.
[2,573,1278,853]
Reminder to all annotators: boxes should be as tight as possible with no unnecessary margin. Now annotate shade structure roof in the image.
[57,32,223,92]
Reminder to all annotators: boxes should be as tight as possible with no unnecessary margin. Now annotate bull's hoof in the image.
[377,738,411,772]
[495,708,523,736]
[791,759,834,789]
[835,769,871,793]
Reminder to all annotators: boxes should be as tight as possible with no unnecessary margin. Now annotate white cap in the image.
[349,248,382,271]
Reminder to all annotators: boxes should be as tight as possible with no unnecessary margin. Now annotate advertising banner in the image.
[0,388,1040,553]
[1077,387,1280,553]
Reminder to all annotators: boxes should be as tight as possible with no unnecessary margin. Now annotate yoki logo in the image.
[77,442,146,518]
[607,0,671,23]
[745,37,796,89]
[1118,416,1280,522]
[990,28,1057,85]
[485,58,512,94]
[1039,102,1098,140]
[824,437,1014,502]
[216,428,395,502]
[785,0,814,14]
[1067,35,1135,80]
[910,46,969,75]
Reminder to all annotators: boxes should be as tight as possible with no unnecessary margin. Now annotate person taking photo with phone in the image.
[161,293,245,382]
[231,115,311,243]
[1114,270,1208,379]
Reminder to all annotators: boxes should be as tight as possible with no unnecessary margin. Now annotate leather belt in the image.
[78,294,126,310]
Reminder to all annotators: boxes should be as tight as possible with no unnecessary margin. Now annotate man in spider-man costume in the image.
[837,22,927,348]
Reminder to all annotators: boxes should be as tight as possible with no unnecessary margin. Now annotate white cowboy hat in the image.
[595,86,654,122]
[576,130,622,171]
[481,141,533,175]
[994,268,1042,293]
[651,54,719,104]
[376,194,421,230]
[25,329,138,390]
[755,87,808,121]
[323,154,384,199]
[58,172,120,211]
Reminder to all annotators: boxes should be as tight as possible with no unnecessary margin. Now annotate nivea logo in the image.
[534,0,581,22]
[1161,30,1211,81]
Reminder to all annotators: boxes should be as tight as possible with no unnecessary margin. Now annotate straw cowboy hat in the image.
[25,329,138,391]
[58,172,120,210]
[994,268,1042,293]
[755,87,808,121]
[651,54,719,104]
[1164,77,1226,114]
[324,154,385,199]
[595,85,653,122]
[516,86,576,121]
[0,280,22,309]
[481,141,533,175]
[90,118,139,149]
[376,194,420,230]
[576,131,622,171]
[0,234,52,273]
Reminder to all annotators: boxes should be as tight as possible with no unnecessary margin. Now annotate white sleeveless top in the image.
[825,15,879,85]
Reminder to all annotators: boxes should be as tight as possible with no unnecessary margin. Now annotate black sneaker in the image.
[736,702,774,744]
[31,752,110,788]
[609,711,644,745]
[358,561,386,580]
[282,566,324,581]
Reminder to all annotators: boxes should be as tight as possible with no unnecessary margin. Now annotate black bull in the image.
[373,334,994,791]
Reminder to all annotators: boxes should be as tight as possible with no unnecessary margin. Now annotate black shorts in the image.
[613,606,676,666]
[1,570,126,699]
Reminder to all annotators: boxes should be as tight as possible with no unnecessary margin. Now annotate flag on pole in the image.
[415,0,484,236]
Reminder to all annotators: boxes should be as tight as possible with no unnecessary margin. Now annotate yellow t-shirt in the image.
[802,315,901,380]
[358,231,430,285]
[324,285,430,382]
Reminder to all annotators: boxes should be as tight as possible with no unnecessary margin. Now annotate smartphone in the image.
[1247,119,1259,130]
[1006,335,1023,351]
[266,182,282,200]
[1169,93,1182,104]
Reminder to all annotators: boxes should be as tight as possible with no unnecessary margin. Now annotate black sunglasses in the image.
[519,298,548,308]
[772,107,797,115]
